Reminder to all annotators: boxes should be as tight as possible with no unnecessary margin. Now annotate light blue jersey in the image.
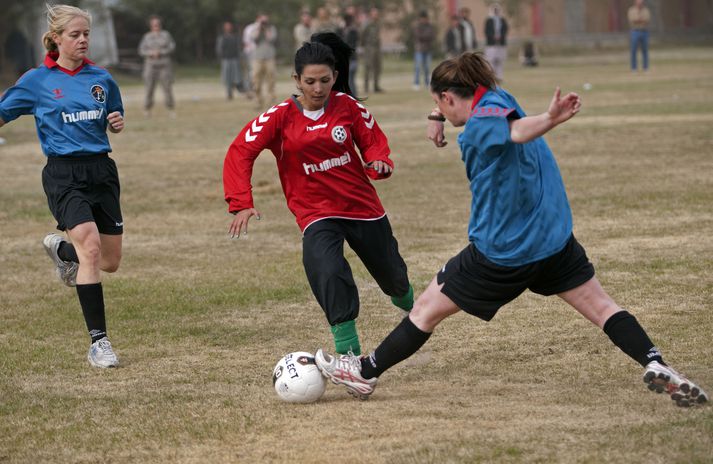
[457,87,572,266]
[0,53,123,157]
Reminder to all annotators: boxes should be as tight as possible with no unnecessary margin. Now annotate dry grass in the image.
[1,47,712,463]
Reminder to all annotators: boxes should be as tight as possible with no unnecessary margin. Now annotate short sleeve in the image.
[106,76,124,116]
[468,113,512,158]
[0,73,37,123]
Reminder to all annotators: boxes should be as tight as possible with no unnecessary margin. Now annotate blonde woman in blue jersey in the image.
[0,4,124,368]
[315,52,708,407]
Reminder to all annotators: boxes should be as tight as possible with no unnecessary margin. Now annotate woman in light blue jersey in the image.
[0,4,125,368]
[314,52,707,407]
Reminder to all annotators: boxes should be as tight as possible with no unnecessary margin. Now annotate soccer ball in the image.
[272,352,326,403]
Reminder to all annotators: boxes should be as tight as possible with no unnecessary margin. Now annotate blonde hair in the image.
[42,4,92,52]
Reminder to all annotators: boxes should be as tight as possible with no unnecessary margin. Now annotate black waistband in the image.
[46,153,109,163]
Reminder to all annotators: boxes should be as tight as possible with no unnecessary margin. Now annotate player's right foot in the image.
[644,361,708,407]
[87,337,119,368]
[43,233,78,287]
[315,349,377,400]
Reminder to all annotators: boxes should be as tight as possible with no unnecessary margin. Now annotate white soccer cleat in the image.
[643,361,708,407]
[314,349,377,400]
[42,233,78,287]
[87,337,119,368]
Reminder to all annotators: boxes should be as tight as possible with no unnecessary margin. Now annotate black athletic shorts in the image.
[42,153,123,234]
[437,235,595,321]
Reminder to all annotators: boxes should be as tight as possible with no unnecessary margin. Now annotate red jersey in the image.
[223,91,394,232]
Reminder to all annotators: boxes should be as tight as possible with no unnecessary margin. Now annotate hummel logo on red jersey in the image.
[303,152,351,175]
[306,123,328,132]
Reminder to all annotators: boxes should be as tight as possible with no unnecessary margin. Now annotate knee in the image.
[103,255,121,273]
[409,295,439,332]
[78,243,102,267]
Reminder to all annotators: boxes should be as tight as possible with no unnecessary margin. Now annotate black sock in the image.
[360,316,431,379]
[603,311,664,367]
[58,241,79,263]
[76,283,107,343]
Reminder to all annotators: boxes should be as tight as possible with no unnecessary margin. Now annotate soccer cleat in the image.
[87,337,119,368]
[643,361,708,407]
[42,233,78,287]
[314,349,377,400]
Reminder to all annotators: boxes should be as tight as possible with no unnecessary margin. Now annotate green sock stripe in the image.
[391,284,414,311]
[330,320,361,355]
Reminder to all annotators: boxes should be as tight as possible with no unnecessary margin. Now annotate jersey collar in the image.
[44,52,94,76]
[470,85,489,110]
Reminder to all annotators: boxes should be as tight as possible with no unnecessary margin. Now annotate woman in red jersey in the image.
[223,33,413,357]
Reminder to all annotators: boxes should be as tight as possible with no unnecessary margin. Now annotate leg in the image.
[557,276,620,328]
[221,60,232,99]
[303,221,361,355]
[159,64,175,110]
[344,217,411,311]
[424,52,432,86]
[315,276,458,399]
[641,30,649,70]
[630,31,638,70]
[559,277,707,406]
[64,222,118,367]
[265,58,276,104]
[143,64,158,111]
[99,233,122,273]
[252,59,265,107]
[67,221,103,284]
[413,52,421,86]
[374,52,383,91]
[363,57,372,94]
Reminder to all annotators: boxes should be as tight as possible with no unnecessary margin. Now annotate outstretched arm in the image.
[509,87,581,144]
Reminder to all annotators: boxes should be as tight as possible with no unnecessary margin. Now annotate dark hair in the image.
[294,31,355,97]
[430,52,497,98]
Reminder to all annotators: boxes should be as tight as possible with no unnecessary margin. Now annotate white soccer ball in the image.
[272,351,326,403]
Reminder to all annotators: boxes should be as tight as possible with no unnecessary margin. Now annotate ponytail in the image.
[42,31,57,52]
[310,32,355,97]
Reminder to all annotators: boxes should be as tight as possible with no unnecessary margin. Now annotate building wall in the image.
[438,0,713,41]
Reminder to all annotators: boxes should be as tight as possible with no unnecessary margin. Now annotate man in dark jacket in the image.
[484,3,508,81]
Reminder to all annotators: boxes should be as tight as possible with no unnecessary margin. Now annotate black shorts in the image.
[437,235,595,321]
[42,153,123,235]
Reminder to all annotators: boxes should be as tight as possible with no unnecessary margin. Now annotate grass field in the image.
[1,47,713,463]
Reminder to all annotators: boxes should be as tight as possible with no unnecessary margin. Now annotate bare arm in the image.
[509,87,581,144]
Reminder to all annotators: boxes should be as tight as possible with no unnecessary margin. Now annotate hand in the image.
[107,111,124,133]
[228,208,261,239]
[547,87,581,127]
[365,160,392,175]
[427,119,447,147]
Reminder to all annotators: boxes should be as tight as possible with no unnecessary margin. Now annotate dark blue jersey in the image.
[0,52,124,157]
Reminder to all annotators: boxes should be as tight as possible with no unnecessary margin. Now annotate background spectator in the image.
[628,0,651,71]
[484,3,508,82]
[138,15,176,117]
[412,10,435,90]
[216,21,244,100]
